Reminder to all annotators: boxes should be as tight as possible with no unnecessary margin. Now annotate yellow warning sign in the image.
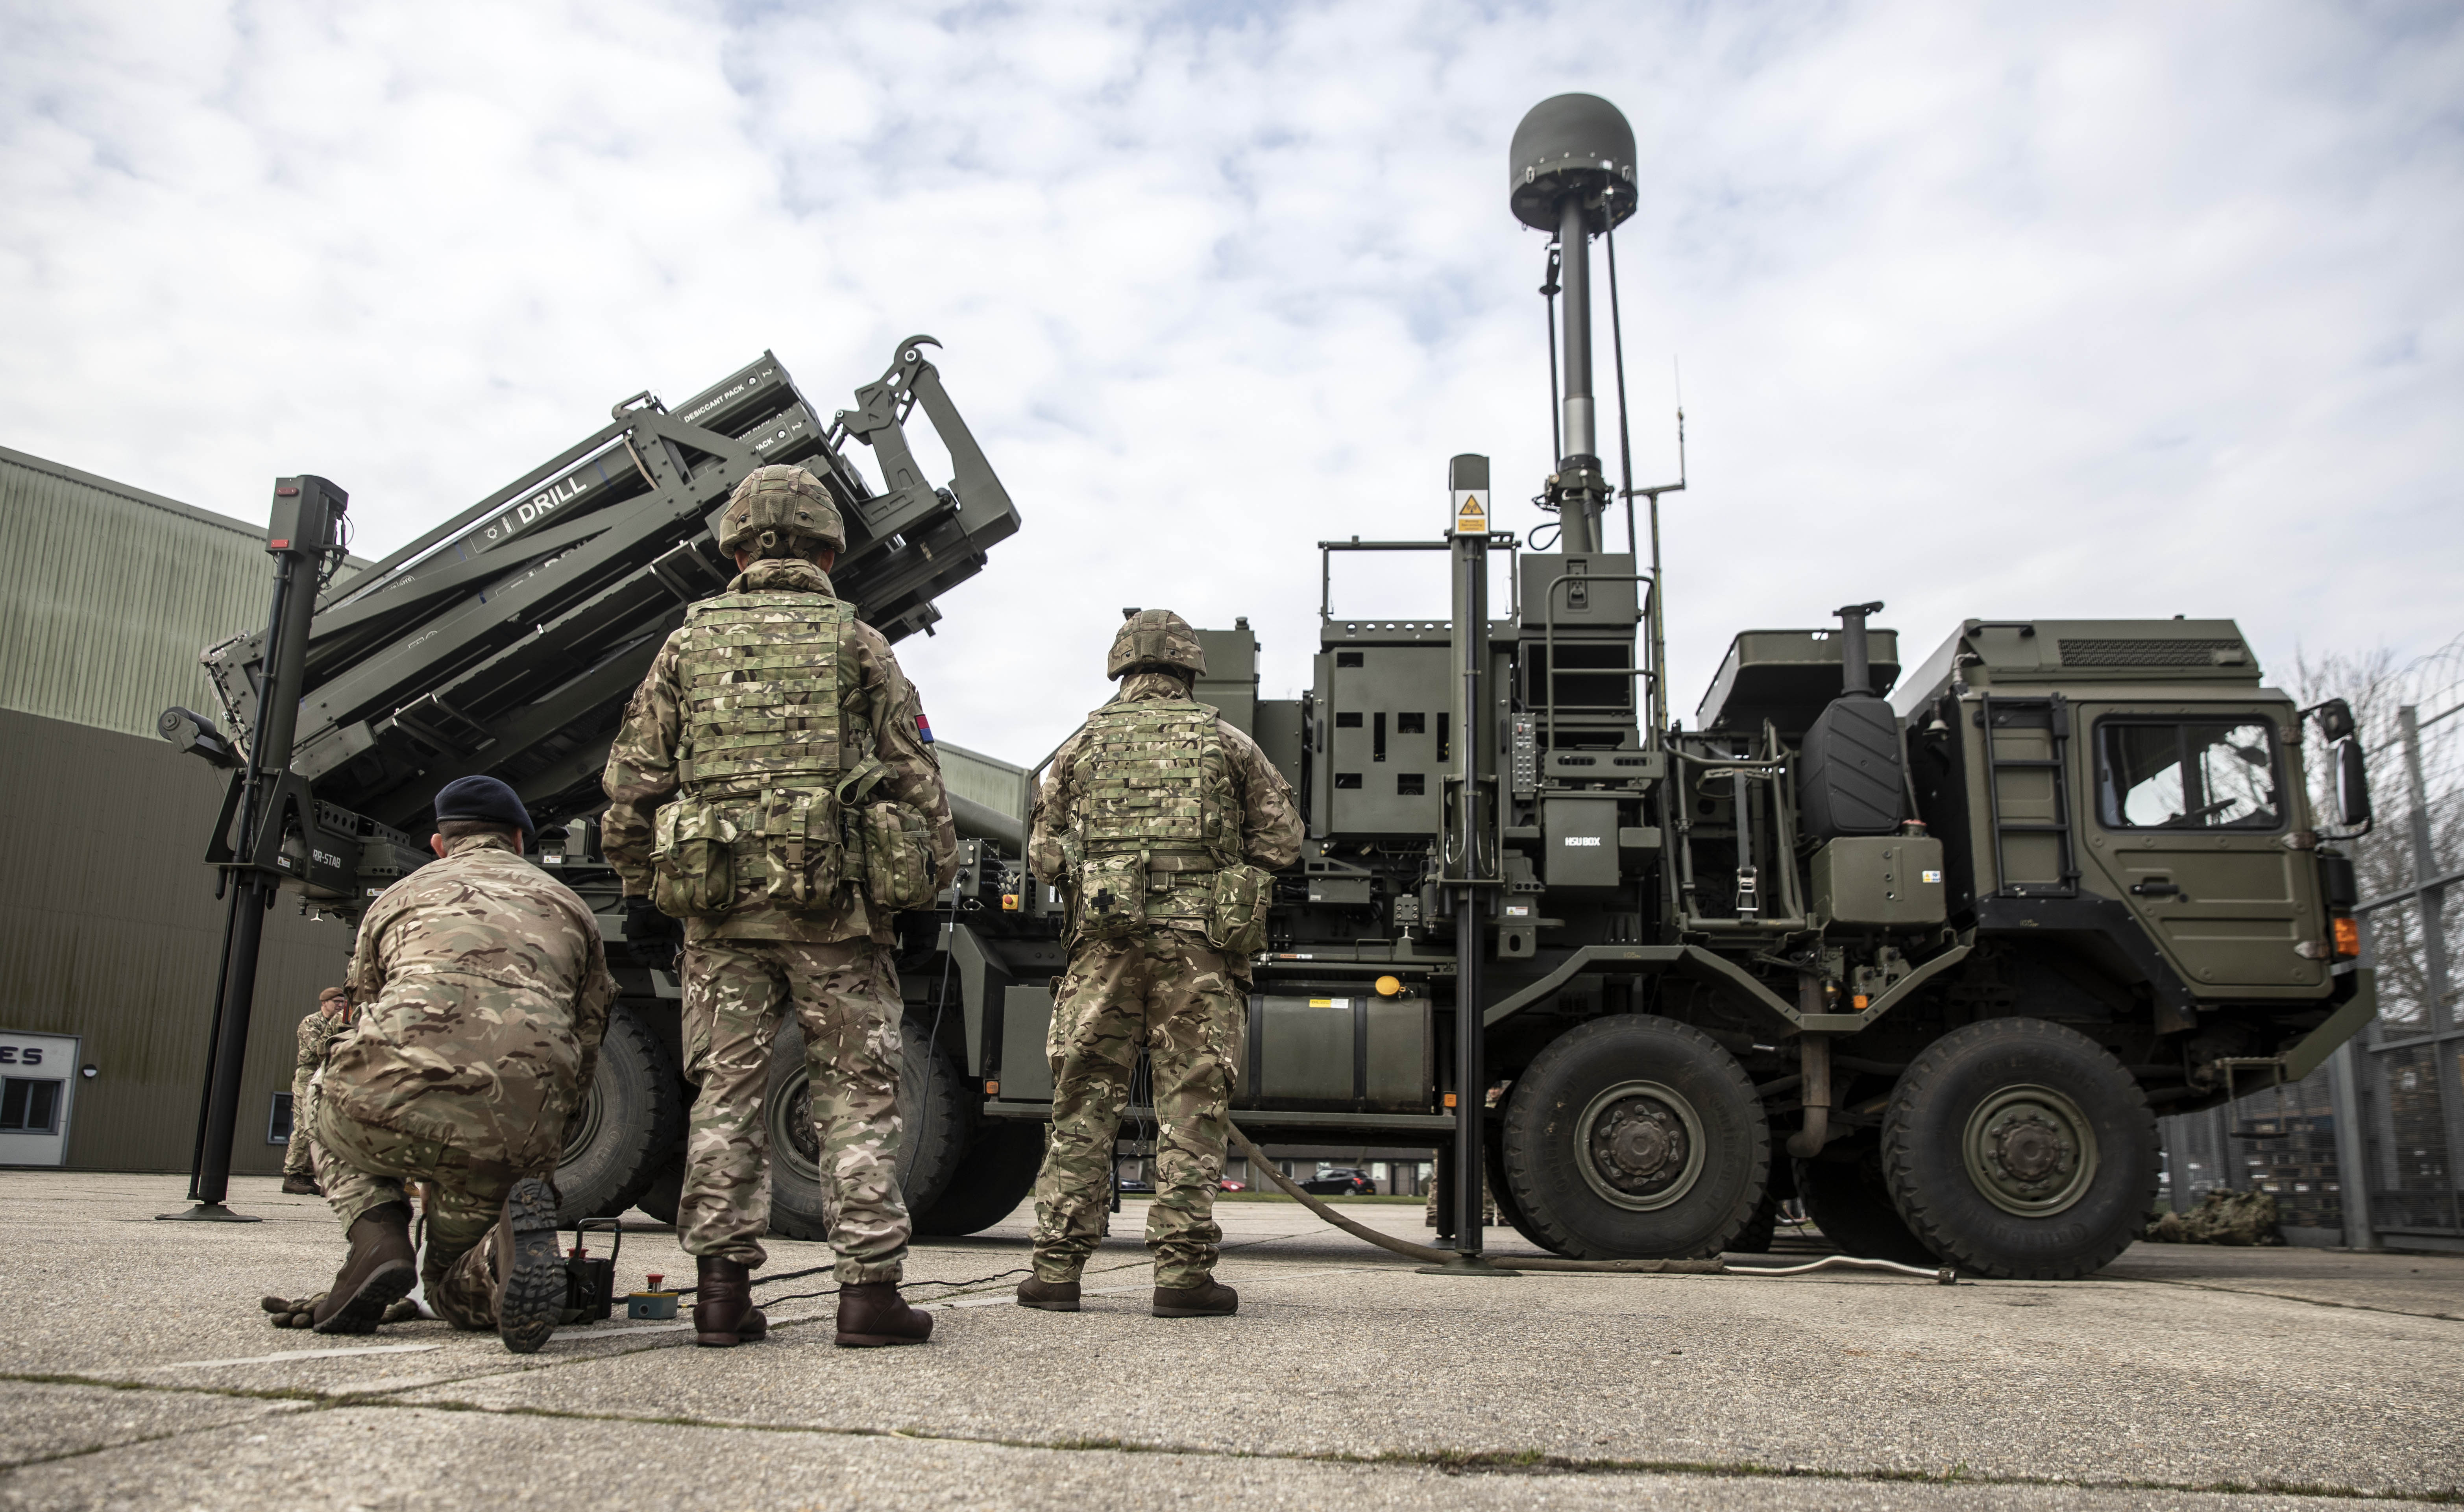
[1452,489,1489,535]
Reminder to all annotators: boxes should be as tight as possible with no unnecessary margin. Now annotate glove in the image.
[623,897,679,943]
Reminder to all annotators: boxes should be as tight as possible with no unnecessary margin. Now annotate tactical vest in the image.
[674,590,858,797]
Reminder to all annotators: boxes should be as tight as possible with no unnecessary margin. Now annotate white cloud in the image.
[2,0,2456,761]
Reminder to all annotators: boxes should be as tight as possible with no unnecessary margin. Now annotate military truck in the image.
[890,94,2384,1279]
[170,95,2379,1279]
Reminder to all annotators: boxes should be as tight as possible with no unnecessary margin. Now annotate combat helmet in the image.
[1108,608,1207,681]
[717,464,846,560]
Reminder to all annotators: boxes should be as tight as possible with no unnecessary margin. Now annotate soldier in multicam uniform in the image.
[1015,610,1303,1318]
[302,775,615,1353]
[279,987,351,1196]
[602,463,958,1350]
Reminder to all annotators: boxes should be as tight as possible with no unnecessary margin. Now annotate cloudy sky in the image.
[4,1,2457,762]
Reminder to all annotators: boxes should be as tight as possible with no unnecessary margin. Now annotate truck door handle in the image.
[2131,880,2181,897]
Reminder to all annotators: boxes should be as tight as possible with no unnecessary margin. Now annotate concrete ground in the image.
[2,1172,2458,1510]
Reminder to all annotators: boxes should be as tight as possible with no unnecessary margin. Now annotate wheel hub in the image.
[1575,1080,1706,1212]
[561,1082,604,1163]
[1962,1084,2097,1217]
[769,1071,823,1182]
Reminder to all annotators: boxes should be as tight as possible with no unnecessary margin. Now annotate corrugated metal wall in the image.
[0,707,357,1172]
[0,443,277,740]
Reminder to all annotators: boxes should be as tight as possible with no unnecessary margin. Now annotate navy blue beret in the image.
[434,775,533,838]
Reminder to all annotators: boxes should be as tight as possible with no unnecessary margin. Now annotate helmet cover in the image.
[1107,609,1207,680]
[717,464,846,558]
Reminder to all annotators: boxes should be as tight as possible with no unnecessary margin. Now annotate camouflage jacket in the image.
[294,1008,345,1075]
[325,833,616,1172]
[1030,671,1304,927]
[601,557,959,945]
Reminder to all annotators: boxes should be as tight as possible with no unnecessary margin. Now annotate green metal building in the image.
[0,443,358,1173]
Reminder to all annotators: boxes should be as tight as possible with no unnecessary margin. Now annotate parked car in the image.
[1299,1168,1376,1196]
[1218,1180,1246,1192]
[1115,1176,1155,1195]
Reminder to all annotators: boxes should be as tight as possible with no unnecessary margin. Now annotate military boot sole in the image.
[1152,1285,1239,1317]
[1015,1281,1081,1312]
[495,1177,565,1356]
[310,1259,415,1335]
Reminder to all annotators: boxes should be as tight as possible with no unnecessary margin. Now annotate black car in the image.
[1299,1168,1376,1196]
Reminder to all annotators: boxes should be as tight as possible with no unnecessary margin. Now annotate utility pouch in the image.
[762,789,846,908]
[1206,862,1273,956]
[859,801,938,913]
[649,800,737,918]
[1073,853,1149,941]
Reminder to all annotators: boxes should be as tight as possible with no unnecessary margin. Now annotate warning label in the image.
[1451,489,1490,535]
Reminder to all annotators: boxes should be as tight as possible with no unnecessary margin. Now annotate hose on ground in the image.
[1226,1124,1955,1284]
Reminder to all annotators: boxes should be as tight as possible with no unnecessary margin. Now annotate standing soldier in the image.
[603,464,958,1350]
[1016,610,1302,1318]
[304,775,615,1353]
[279,987,351,1196]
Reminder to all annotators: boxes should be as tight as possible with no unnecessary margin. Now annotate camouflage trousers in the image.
[678,937,909,1284]
[1031,927,1244,1290]
[282,1068,322,1177]
[311,1099,526,1329]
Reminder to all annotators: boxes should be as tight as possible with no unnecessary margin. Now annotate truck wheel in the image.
[633,1155,684,1226]
[1500,1015,1768,1259]
[912,1123,1046,1236]
[764,1014,970,1242]
[1795,1146,1936,1265]
[556,999,687,1225]
[1485,1129,1553,1252]
[1729,1183,1782,1255]
[1880,1017,2157,1279]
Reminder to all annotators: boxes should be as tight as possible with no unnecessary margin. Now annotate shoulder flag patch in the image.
[916,713,935,744]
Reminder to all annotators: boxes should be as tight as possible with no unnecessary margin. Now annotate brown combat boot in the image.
[691,1256,769,1347]
[1015,1276,1081,1312]
[835,1281,932,1347]
[311,1202,417,1334]
[492,1176,565,1355]
[1152,1279,1238,1317]
[281,1173,322,1196]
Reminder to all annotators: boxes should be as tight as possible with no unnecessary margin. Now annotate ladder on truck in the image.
[1977,692,2080,899]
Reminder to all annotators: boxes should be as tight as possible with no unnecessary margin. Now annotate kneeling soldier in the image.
[1017,610,1301,1317]
[307,775,614,1352]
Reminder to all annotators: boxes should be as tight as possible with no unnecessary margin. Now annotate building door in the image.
[2082,708,2324,991]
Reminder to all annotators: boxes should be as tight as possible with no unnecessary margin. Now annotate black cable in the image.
[1604,199,1638,556]
[739,1267,1034,1312]
[1543,241,1564,466]
[670,1261,1033,1302]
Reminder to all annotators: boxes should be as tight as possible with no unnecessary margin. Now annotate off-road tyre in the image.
[633,1153,685,1226]
[1500,1015,1768,1259]
[558,999,687,1225]
[1880,1017,2157,1279]
[1483,1122,1554,1252]
[1728,1182,1782,1255]
[766,1013,969,1241]
[912,1122,1046,1236]
[1795,1145,1935,1265]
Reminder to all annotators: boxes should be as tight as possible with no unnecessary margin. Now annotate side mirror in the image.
[2314,697,2357,744]
[2336,738,2373,828]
